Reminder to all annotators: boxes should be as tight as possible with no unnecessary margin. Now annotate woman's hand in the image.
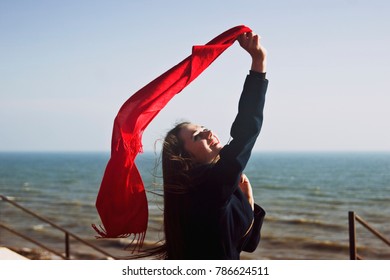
[239,174,255,211]
[238,32,267,73]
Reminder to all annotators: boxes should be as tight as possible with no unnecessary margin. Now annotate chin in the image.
[215,144,223,150]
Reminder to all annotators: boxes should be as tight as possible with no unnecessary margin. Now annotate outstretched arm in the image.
[208,32,268,204]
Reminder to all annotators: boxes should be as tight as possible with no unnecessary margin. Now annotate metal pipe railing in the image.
[0,194,117,260]
[348,211,390,260]
[0,223,67,259]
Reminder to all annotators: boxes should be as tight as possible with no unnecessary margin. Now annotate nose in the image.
[200,129,213,139]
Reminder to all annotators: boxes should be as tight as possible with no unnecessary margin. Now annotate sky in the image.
[1,0,389,152]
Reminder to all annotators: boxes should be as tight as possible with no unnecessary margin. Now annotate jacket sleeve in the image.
[210,72,268,203]
[242,203,266,252]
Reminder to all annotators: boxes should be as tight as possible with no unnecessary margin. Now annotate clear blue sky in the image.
[1,0,389,152]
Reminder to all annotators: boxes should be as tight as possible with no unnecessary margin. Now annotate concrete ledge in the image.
[0,247,29,260]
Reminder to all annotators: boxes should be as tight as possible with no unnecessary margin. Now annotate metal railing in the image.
[348,211,390,260]
[0,194,117,260]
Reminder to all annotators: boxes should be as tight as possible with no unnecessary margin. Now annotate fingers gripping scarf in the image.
[93,25,252,247]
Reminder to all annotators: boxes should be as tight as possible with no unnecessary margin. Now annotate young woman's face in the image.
[179,123,223,164]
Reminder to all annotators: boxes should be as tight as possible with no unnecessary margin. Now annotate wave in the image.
[265,215,345,230]
[263,235,349,252]
[302,240,349,252]
[32,224,48,232]
[56,200,95,207]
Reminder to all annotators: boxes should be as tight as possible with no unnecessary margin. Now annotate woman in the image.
[162,31,268,259]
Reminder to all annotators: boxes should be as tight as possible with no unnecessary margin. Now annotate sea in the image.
[0,151,389,260]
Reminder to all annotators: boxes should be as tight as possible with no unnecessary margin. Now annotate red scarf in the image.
[93,25,252,247]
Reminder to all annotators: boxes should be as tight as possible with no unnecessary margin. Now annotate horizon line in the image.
[1,150,390,154]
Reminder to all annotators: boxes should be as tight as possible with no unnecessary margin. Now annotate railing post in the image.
[65,232,70,259]
[349,211,357,260]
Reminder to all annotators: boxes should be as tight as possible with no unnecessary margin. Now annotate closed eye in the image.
[193,127,208,141]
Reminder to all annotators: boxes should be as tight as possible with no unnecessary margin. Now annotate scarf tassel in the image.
[92,223,146,253]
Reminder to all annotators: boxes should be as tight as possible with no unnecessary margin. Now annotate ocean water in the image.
[0,151,389,260]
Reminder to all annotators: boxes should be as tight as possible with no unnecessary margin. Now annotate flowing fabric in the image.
[93,25,252,247]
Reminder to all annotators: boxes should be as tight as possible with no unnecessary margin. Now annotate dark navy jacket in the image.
[177,71,268,259]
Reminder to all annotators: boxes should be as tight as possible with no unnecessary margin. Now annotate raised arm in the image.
[209,33,268,203]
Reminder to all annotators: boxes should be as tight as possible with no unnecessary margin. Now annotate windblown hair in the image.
[162,122,194,192]
[162,121,195,259]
